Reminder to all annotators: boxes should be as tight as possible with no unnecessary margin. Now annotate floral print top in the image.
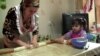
[2,5,39,40]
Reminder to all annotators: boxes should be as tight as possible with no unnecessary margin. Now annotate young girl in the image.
[47,17,87,44]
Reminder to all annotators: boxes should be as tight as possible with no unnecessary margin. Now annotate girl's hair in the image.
[72,17,87,30]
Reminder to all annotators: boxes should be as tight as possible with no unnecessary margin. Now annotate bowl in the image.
[71,38,88,49]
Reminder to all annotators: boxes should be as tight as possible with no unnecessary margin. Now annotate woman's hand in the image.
[13,38,33,49]
[32,42,39,48]
[31,35,39,48]
[24,44,33,49]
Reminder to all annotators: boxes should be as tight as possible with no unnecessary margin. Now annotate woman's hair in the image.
[20,0,39,8]
[20,0,39,17]
[72,17,87,29]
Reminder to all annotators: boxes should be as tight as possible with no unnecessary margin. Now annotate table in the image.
[0,42,100,56]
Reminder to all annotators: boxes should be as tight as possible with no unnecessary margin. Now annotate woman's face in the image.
[72,24,82,33]
[23,6,39,18]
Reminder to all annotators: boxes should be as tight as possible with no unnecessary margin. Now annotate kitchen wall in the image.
[38,0,75,37]
[0,0,21,38]
[95,0,100,24]
[75,0,96,29]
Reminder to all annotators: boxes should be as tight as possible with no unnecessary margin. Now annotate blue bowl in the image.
[71,38,88,49]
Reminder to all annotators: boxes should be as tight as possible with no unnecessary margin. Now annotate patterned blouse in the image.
[2,5,39,40]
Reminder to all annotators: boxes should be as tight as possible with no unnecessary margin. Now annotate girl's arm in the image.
[47,31,72,44]
[46,36,66,44]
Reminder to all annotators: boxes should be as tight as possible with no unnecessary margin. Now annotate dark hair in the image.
[72,17,87,29]
[20,0,39,8]
[20,0,39,21]
[20,0,23,15]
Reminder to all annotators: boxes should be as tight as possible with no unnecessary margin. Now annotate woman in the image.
[2,0,39,48]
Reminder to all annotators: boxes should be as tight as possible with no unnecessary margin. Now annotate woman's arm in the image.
[31,34,39,47]
[30,14,39,47]
[2,7,31,48]
[12,37,27,46]
[3,37,12,48]
[12,37,32,48]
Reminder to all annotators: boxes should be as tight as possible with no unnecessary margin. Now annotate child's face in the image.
[72,24,82,33]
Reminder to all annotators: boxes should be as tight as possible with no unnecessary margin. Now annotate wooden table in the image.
[0,42,100,56]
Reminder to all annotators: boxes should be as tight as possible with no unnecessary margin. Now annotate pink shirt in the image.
[64,30,87,39]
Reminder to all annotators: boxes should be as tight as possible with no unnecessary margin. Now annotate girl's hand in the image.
[46,40,54,44]
[66,39,72,45]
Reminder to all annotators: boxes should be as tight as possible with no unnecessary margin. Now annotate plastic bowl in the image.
[71,38,88,49]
